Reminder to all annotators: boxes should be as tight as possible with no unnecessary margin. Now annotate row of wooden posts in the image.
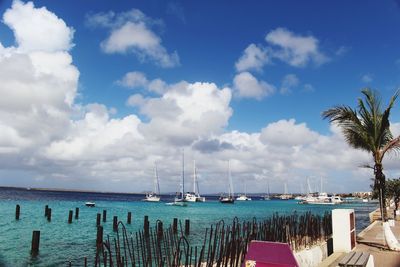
[14,204,191,257]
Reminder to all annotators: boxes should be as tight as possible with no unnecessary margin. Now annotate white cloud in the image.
[233,72,275,100]
[361,74,373,83]
[117,71,167,94]
[280,74,299,94]
[117,71,148,88]
[87,9,179,68]
[135,81,233,145]
[265,27,328,67]
[3,0,74,53]
[235,43,269,72]
[260,119,319,146]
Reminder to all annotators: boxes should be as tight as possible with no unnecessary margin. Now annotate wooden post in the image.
[173,218,178,234]
[68,210,73,224]
[157,221,163,239]
[31,230,40,255]
[47,208,52,222]
[15,204,20,220]
[113,216,118,232]
[96,213,101,226]
[84,257,87,267]
[96,225,103,249]
[185,219,190,235]
[102,210,107,222]
[144,216,149,237]
[75,207,79,219]
[45,205,49,217]
[127,212,132,224]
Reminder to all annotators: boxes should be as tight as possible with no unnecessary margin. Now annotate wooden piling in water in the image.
[31,230,40,255]
[68,210,73,224]
[84,257,87,267]
[47,208,52,222]
[127,211,132,224]
[185,219,190,235]
[102,210,106,222]
[75,207,79,219]
[96,213,101,226]
[96,225,103,249]
[44,205,49,217]
[113,216,118,232]
[15,204,20,220]
[173,218,178,234]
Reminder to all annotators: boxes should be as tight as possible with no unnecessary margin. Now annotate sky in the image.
[0,0,400,194]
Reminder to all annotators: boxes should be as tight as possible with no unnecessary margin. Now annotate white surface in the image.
[383,222,400,251]
[332,209,355,253]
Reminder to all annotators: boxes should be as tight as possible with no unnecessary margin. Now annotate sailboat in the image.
[143,163,161,202]
[280,181,292,200]
[189,160,205,202]
[236,180,252,201]
[220,161,235,204]
[169,150,187,206]
[263,179,270,200]
[183,160,199,202]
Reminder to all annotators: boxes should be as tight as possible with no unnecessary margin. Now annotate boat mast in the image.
[228,160,234,198]
[193,160,196,193]
[182,149,185,199]
[154,163,160,195]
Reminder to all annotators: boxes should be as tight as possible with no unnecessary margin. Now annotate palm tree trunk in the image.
[375,163,387,221]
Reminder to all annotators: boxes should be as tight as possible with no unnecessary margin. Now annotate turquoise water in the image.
[0,188,377,266]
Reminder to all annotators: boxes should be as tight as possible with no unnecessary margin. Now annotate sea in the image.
[0,187,377,267]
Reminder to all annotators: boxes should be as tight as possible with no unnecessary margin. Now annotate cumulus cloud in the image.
[265,28,328,67]
[0,0,78,156]
[86,9,179,68]
[235,43,269,72]
[3,0,74,53]
[117,71,167,94]
[134,81,233,145]
[233,72,275,100]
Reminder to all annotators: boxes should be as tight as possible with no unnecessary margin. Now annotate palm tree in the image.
[322,88,400,221]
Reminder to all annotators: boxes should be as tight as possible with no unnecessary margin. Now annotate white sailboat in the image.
[143,163,161,202]
[220,161,235,204]
[263,179,270,200]
[236,180,252,201]
[193,160,205,202]
[170,150,187,206]
[184,160,205,202]
[280,181,292,200]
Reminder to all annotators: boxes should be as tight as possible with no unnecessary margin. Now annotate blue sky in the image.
[0,0,399,193]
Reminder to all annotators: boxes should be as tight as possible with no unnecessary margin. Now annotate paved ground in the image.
[320,211,400,267]
[355,219,400,267]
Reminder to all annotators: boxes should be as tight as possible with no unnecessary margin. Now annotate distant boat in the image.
[143,163,161,202]
[184,160,206,202]
[220,161,235,204]
[236,180,252,201]
[168,149,188,207]
[279,182,292,200]
[85,202,95,207]
[263,179,271,200]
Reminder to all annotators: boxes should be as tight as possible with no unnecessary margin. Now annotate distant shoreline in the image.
[0,186,147,196]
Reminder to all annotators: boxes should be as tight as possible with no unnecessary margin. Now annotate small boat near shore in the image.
[143,163,161,202]
[85,202,95,207]
[220,160,235,204]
